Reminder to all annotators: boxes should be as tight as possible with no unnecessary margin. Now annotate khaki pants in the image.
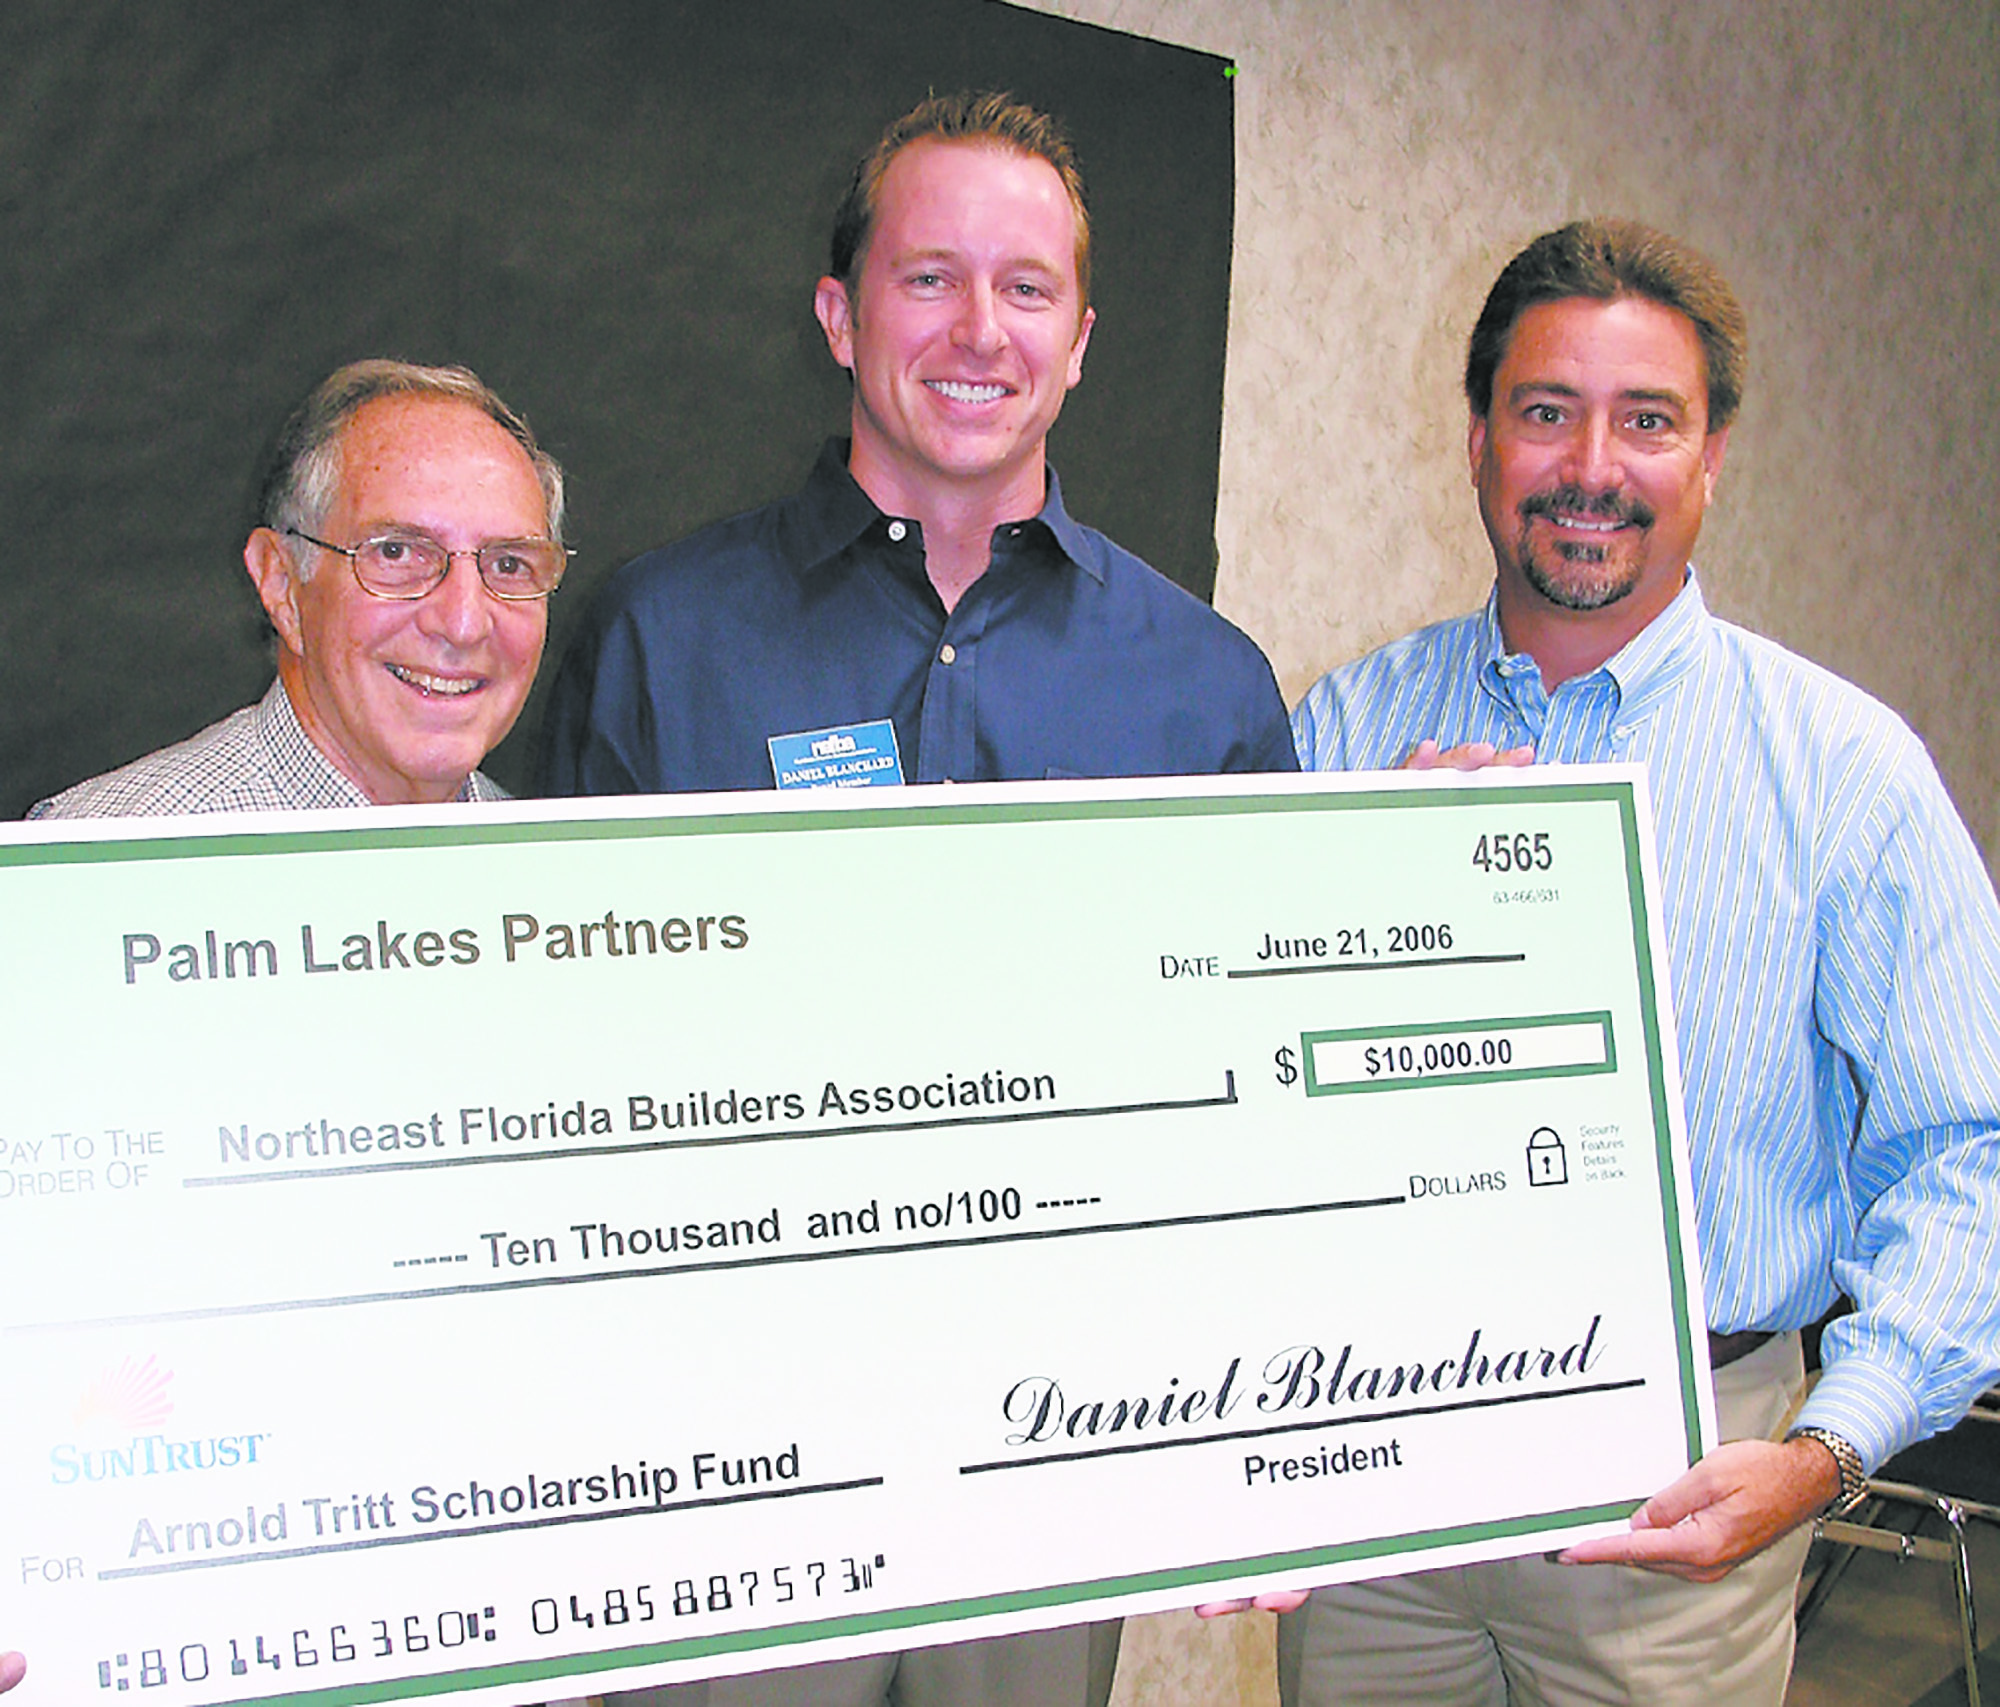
[1277,1332,1813,1706]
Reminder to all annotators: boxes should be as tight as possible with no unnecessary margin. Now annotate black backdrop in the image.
[0,0,1234,813]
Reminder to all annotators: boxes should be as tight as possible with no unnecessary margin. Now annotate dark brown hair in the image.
[1466,219,1747,430]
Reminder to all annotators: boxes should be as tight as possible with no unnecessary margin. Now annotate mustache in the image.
[1519,485,1655,529]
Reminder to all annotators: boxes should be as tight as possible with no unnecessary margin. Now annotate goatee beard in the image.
[1514,485,1654,611]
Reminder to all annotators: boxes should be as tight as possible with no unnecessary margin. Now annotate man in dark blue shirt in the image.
[541,92,1293,798]
[544,87,1291,1707]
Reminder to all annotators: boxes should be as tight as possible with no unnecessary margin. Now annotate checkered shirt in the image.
[27,681,506,818]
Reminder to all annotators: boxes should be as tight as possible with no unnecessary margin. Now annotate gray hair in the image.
[256,360,567,575]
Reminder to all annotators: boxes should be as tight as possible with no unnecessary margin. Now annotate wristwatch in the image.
[1789,1425,1870,1517]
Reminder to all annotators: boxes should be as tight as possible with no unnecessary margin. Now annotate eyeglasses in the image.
[284,528,571,602]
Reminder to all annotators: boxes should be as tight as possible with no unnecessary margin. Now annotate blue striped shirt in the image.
[1293,574,2000,1467]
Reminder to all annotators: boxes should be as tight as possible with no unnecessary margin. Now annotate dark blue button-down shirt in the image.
[540,441,1297,794]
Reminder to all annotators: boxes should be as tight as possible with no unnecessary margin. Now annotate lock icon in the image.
[1527,1127,1568,1186]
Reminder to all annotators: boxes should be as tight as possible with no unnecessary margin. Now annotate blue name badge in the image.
[768,719,905,790]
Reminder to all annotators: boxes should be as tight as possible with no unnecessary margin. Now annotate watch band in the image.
[1789,1425,1870,1517]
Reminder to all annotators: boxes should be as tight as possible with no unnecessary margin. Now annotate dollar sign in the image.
[1364,1046,1382,1076]
[1273,1044,1299,1087]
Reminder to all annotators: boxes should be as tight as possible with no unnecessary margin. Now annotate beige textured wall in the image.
[1016,0,2000,879]
[1001,3,2000,1699]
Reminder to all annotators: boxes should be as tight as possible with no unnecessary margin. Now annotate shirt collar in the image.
[785,438,1105,586]
[1477,569,1713,717]
[257,681,373,808]
[1027,466,1107,585]
[258,680,498,806]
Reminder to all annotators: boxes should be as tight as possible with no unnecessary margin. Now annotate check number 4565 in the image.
[1471,832,1553,873]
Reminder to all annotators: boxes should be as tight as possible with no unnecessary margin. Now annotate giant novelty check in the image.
[1,769,1713,1704]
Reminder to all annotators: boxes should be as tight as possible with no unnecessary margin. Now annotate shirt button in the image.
[887,520,907,542]
[939,643,957,665]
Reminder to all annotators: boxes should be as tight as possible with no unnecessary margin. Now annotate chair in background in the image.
[1796,1389,2000,1706]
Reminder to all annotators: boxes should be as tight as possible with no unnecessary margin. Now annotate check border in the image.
[8,777,1707,1703]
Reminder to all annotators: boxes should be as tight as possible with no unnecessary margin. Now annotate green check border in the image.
[217,1500,1645,1704]
[14,781,1703,1704]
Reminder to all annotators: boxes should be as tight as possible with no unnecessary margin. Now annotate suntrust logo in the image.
[75,1353,174,1430]
[47,1354,271,1487]
[51,1432,270,1485]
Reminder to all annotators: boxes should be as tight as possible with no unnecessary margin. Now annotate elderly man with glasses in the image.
[31,358,568,819]
[10,361,570,1700]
